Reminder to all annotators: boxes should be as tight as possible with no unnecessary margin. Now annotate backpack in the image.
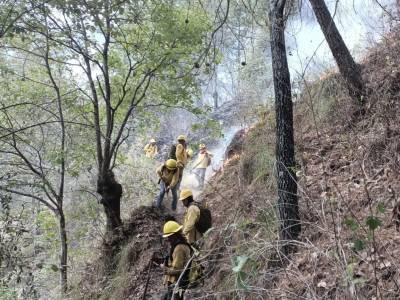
[170,242,192,289]
[188,252,204,287]
[171,243,204,289]
[193,202,212,234]
[168,144,177,160]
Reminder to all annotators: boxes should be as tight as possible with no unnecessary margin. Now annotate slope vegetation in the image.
[73,28,400,300]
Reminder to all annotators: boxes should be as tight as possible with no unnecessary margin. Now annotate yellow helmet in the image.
[163,221,183,238]
[199,144,206,150]
[177,135,186,141]
[150,138,156,143]
[186,148,193,157]
[165,159,177,170]
[179,189,193,201]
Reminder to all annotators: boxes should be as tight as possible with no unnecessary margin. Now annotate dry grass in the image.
[72,26,400,300]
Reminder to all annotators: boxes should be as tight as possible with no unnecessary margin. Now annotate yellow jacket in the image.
[183,204,202,244]
[156,165,180,188]
[176,144,188,168]
[164,244,191,284]
[194,151,213,169]
[144,143,158,158]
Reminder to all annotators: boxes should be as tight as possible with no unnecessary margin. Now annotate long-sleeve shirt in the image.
[156,165,180,188]
[183,204,202,244]
[176,143,188,168]
[164,244,191,284]
[194,151,213,169]
[144,143,158,158]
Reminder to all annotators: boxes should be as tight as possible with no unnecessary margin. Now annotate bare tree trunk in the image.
[44,28,69,293]
[269,0,301,255]
[309,0,364,102]
[213,91,219,109]
[59,212,68,294]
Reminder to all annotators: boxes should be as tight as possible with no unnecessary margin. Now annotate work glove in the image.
[160,264,170,275]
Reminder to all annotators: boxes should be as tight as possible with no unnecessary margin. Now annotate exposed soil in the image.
[75,27,400,300]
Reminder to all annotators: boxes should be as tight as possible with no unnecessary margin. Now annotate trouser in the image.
[193,168,206,188]
[162,283,185,300]
[177,167,184,188]
[156,182,178,211]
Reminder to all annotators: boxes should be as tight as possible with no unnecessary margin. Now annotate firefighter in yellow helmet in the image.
[176,135,190,168]
[144,138,158,158]
[179,189,202,244]
[192,144,213,189]
[161,221,191,300]
[175,135,192,190]
[156,159,180,211]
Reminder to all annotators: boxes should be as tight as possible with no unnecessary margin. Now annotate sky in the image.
[286,0,398,79]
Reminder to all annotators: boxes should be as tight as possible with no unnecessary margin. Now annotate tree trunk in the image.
[59,212,68,294]
[97,172,122,232]
[309,0,364,102]
[213,91,219,109]
[269,0,301,255]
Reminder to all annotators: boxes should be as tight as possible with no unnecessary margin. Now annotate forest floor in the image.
[72,28,400,300]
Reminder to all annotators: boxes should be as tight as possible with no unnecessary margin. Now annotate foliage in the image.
[0,0,216,296]
[343,202,386,252]
[232,255,250,290]
[0,192,39,299]
[241,122,275,185]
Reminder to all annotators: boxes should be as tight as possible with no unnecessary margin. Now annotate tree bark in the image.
[309,0,364,102]
[269,0,301,255]
[97,172,122,232]
[59,212,68,294]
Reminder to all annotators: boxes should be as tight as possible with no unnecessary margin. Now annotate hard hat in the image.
[177,135,186,141]
[163,221,183,238]
[186,148,193,157]
[165,159,177,170]
[179,189,193,201]
[150,138,156,143]
[199,144,206,149]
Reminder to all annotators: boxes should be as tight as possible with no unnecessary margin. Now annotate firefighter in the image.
[156,159,180,211]
[174,135,192,189]
[179,189,202,244]
[144,138,158,158]
[192,144,213,189]
[161,221,191,300]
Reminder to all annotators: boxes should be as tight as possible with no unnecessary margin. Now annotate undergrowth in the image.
[72,27,400,300]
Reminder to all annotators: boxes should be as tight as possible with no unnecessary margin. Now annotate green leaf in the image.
[377,202,386,213]
[346,262,356,277]
[365,216,381,231]
[353,239,365,251]
[232,255,248,273]
[50,264,59,272]
[236,271,249,290]
[344,217,359,231]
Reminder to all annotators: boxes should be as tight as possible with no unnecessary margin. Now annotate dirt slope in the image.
[74,28,400,300]
[186,27,400,299]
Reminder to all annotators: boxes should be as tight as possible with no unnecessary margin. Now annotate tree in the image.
[0,1,40,38]
[269,0,301,255]
[0,1,215,293]
[308,0,364,102]
[0,45,71,293]
[16,0,213,234]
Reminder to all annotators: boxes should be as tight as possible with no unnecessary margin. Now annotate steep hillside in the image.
[190,27,400,299]
[73,28,400,300]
